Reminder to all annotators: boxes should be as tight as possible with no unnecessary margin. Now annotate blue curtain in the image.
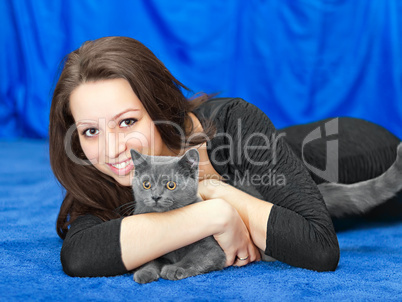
[1,0,401,139]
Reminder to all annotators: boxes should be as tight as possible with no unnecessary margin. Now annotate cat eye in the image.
[143,181,151,189]
[166,181,176,190]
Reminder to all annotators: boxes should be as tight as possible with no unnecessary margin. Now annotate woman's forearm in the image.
[200,179,273,252]
[61,196,255,277]
[120,199,230,271]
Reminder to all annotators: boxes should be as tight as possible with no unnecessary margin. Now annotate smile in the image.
[111,160,131,169]
[107,159,134,175]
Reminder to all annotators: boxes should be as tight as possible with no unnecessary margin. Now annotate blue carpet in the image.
[0,140,401,301]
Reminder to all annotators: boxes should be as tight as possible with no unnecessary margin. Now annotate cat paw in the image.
[133,268,159,284]
[160,265,188,281]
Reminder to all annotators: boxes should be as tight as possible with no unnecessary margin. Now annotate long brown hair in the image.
[49,36,215,239]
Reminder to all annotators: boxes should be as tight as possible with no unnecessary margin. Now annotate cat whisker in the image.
[114,201,136,216]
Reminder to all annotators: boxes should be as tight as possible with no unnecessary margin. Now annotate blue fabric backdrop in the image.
[1,2,402,300]
[1,0,401,139]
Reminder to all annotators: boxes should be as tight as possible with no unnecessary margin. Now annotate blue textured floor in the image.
[0,140,401,301]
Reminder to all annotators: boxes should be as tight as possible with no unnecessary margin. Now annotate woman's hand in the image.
[212,199,261,267]
[198,178,272,254]
[197,178,227,201]
[198,179,261,267]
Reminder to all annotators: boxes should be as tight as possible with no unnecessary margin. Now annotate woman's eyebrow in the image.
[75,120,98,128]
[75,108,140,127]
[111,108,140,121]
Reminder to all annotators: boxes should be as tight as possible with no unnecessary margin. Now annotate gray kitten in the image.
[130,148,226,284]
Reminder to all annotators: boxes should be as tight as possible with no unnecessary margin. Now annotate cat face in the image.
[131,148,200,214]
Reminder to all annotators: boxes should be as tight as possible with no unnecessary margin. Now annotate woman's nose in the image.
[105,128,127,159]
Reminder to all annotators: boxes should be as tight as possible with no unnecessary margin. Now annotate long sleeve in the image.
[220,99,340,271]
[60,215,128,277]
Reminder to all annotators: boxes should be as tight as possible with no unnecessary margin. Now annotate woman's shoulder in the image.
[193,97,263,124]
[193,97,242,115]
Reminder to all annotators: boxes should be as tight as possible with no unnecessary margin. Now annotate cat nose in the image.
[152,196,161,202]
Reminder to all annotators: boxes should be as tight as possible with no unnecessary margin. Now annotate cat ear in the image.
[130,149,148,170]
[178,148,199,177]
[183,148,200,166]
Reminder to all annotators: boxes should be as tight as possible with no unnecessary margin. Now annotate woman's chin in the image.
[112,174,134,187]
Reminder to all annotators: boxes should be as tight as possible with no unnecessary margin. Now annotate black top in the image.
[60,98,400,277]
[193,98,339,271]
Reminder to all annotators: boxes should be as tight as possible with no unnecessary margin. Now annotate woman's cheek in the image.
[125,129,152,153]
[80,139,102,164]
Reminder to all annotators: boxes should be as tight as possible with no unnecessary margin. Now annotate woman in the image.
[49,36,400,277]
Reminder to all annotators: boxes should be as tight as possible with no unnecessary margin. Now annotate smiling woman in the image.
[49,36,400,278]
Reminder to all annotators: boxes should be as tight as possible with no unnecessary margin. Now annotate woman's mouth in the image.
[107,159,134,175]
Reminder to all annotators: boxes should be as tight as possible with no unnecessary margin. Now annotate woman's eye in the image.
[120,118,137,128]
[83,128,99,137]
[166,181,177,190]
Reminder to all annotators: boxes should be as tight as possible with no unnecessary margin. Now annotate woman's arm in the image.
[61,198,254,277]
[121,198,255,270]
[120,199,221,270]
[204,99,340,271]
[198,179,272,252]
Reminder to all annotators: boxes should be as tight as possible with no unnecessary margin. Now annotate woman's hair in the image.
[49,36,216,239]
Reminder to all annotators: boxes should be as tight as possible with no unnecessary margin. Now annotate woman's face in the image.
[69,78,173,186]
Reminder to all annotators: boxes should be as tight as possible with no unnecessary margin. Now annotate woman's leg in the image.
[277,116,401,185]
[277,117,402,230]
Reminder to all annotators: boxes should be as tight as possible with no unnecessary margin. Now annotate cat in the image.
[130,148,226,284]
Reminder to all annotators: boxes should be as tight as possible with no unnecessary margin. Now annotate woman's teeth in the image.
[112,160,130,169]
